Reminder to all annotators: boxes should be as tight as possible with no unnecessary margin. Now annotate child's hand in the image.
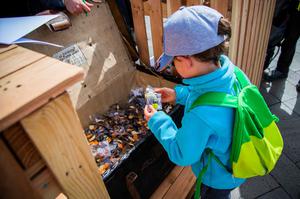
[155,87,176,103]
[144,105,157,121]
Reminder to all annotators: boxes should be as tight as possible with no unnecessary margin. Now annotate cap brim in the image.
[155,53,174,72]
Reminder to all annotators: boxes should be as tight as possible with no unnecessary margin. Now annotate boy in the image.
[144,6,246,199]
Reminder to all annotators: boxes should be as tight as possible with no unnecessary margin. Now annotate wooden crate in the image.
[0,45,109,199]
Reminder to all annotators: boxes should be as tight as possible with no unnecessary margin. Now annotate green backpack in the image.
[190,67,284,199]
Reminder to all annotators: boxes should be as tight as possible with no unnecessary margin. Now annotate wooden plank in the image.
[0,44,17,54]
[0,56,84,131]
[163,166,196,199]
[106,0,139,61]
[30,168,64,199]
[0,46,46,79]
[150,166,184,199]
[251,0,268,85]
[210,0,229,18]
[255,0,276,86]
[186,0,200,6]
[248,0,263,82]
[21,93,110,199]
[2,123,43,170]
[26,159,47,179]
[131,0,150,66]
[241,0,255,77]
[227,0,233,21]
[228,0,242,64]
[253,0,270,85]
[236,0,249,70]
[149,0,164,61]
[0,138,40,199]
[167,0,182,16]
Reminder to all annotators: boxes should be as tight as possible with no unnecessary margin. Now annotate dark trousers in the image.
[264,9,300,73]
[276,10,300,74]
[192,184,233,199]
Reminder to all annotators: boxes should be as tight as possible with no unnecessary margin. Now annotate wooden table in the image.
[0,45,110,199]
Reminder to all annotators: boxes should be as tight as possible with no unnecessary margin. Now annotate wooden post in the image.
[186,0,201,6]
[167,0,182,16]
[228,0,242,64]
[229,0,276,86]
[149,0,164,61]
[131,0,150,66]
[246,0,261,81]
[241,0,255,76]
[210,0,230,18]
[21,93,110,199]
[255,0,276,86]
[0,139,40,199]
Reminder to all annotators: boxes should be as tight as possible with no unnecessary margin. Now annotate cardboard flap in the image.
[20,3,134,112]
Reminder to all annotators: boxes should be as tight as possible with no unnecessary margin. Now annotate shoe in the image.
[263,70,288,81]
[297,81,300,92]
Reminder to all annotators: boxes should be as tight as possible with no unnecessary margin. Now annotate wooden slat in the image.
[131,0,150,66]
[163,166,196,199]
[229,0,276,85]
[2,123,43,170]
[30,168,64,199]
[255,0,276,86]
[228,0,242,64]
[167,0,182,16]
[149,0,164,61]
[186,0,200,6]
[107,0,139,61]
[247,0,263,82]
[0,56,84,131]
[21,93,110,199]
[0,138,40,199]
[210,0,229,18]
[236,0,249,70]
[150,166,184,199]
[241,0,255,77]
[254,0,270,85]
[0,44,17,54]
[0,46,46,79]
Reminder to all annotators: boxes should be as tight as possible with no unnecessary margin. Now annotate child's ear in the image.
[176,56,192,68]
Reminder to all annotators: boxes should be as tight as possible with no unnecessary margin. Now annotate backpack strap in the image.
[189,92,238,111]
[189,67,249,111]
[234,67,251,88]
[194,149,232,199]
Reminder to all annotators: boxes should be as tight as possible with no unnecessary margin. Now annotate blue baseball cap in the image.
[155,6,225,72]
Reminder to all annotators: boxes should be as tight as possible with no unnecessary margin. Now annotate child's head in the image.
[156,6,231,78]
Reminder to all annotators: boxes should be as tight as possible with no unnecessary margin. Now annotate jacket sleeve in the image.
[40,0,65,10]
[148,110,213,166]
[174,84,190,105]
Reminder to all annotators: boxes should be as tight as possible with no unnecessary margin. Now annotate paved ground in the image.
[231,41,300,199]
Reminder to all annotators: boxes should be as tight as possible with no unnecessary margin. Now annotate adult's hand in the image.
[64,0,93,15]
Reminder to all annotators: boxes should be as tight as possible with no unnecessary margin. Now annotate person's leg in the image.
[200,184,232,199]
[276,10,300,74]
[264,45,276,70]
[297,80,300,92]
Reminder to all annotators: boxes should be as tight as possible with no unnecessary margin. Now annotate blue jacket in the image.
[148,55,246,189]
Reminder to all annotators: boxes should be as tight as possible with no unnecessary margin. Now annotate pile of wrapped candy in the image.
[84,87,173,177]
